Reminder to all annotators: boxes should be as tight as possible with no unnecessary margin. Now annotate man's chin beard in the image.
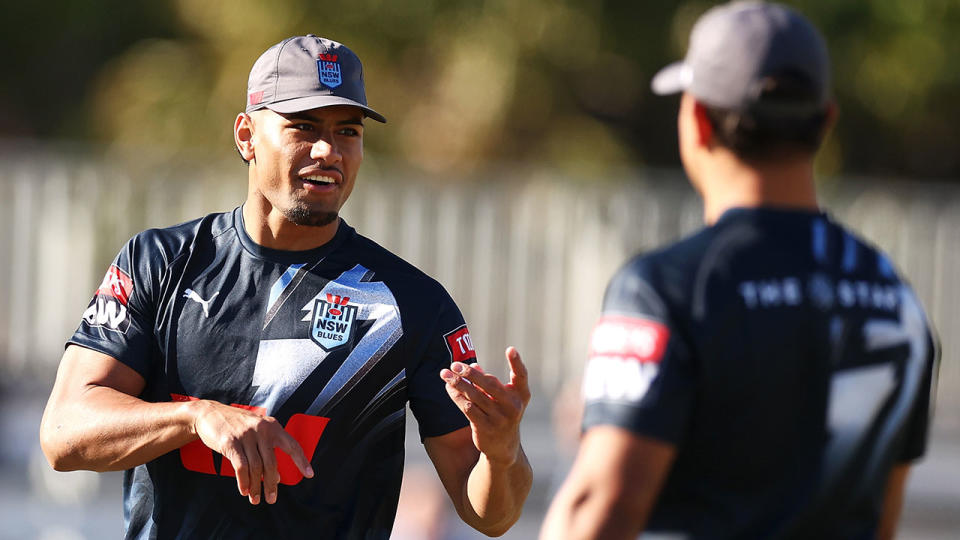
[283,206,339,228]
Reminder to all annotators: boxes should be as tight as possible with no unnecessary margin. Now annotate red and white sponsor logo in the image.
[96,265,134,306]
[444,325,477,364]
[583,316,670,403]
[82,265,133,333]
[588,315,669,363]
[171,394,328,485]
[248,91,264,106]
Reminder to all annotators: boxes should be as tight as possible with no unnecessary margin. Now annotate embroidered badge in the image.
[317,54,342,88]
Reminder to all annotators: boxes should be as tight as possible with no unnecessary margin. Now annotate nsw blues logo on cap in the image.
[245,35,386,122]
[317,53,342,88]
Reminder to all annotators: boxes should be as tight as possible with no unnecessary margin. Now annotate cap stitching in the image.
[273,37,296,102]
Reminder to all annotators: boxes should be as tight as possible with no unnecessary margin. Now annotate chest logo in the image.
[183,288,219,318]
[311,294,358,351]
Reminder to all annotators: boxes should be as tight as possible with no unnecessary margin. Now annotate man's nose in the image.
[310,137,341,163]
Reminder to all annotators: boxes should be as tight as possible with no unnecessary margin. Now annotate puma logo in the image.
[183,289,219,318]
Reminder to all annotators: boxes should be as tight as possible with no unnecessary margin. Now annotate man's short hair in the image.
[702,70,830,160]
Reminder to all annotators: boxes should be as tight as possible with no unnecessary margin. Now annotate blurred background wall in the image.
[1,0,958,538]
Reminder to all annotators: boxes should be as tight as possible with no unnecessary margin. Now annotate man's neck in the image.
[242,199,340,251]
[698,149,819,225]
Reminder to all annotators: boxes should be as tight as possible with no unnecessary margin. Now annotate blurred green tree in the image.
[3,0,958,179]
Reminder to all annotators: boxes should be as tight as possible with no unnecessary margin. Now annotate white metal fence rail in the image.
[1,149,956,414]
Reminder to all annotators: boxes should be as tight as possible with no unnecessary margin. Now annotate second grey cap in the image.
[245,35,386,123]
[652,1,830,114]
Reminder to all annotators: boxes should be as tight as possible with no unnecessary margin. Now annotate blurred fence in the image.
[1,146,959,409]
[1,145,958,538]
[1,147,957,410]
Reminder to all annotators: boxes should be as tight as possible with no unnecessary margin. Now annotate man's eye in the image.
[292,123,314,131]
[339,127,360,136]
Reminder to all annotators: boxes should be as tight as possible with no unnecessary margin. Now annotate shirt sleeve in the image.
[407,287,473,441]
[66,233,158,380]
[581,258,697,445]
[898,328,940,462]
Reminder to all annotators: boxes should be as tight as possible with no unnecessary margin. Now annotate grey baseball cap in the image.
[652,1,830,115]
[246,35,386,123]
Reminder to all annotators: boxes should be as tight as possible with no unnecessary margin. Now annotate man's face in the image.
[248,105,364,227]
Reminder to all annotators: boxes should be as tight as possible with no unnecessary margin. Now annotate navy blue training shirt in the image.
[69,207,475,539]
[582,207,938,540]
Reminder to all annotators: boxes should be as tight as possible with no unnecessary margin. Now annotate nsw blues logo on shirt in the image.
[310,293,357,351]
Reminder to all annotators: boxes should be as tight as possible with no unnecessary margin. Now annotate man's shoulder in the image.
[131,210,233,255]
[611,228,716,291]
[604,231,715,318]
[343,227,449,296]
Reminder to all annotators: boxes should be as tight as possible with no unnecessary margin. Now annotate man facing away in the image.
[39,35,531,539]
[541,2,939,539]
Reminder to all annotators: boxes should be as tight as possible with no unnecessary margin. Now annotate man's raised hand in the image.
[440,346,531,464]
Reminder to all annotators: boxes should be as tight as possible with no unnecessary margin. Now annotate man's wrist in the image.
[481,441,523,469]
[179,399,207,437]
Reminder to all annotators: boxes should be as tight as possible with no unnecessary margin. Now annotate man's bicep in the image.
[40,345,147,466]
[50,345,146,401]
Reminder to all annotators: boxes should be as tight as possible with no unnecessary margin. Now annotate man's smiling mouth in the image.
[301,175,337,186]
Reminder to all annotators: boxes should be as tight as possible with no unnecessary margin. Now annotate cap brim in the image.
[651,62,692,96]
[261,95,387,123]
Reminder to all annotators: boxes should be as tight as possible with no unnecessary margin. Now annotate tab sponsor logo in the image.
[444,325,476,364]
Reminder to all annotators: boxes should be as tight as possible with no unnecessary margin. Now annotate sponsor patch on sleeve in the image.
[444,324,477,364]
[96,265,134,306]
[583,315,669,403]
[81,265,133,333]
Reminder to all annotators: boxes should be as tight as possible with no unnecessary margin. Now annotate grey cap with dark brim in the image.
[246,35,386,123]
[264,95,386,123]
[651,1,830,114]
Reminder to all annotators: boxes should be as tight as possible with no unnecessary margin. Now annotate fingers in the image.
[196,403,313,505]
[258,437,280,505]
[227,434,266,505]
[449,362,510,403]
[274,431,315,480]
[224,443,252,501]
[506,347,531,404]
[245,438,265,505]
[440,348,530,422]
[441,367,495,418]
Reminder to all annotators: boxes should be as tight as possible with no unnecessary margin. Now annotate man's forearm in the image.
[40,384,199,472]
[461,447,533,536]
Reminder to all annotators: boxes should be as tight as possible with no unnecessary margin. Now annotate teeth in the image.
[303,175,335,184]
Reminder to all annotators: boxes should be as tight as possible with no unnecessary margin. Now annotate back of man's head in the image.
[652,1,832,161]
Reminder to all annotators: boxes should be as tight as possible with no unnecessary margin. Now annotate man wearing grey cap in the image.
[542,2,938,539]
[40,35,531,539]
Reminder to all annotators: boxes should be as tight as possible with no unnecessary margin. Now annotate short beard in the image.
[283,204,339,228]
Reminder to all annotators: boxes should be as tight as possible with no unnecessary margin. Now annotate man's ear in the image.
[234,113,256,162]
[691,100,714,148]
[820,101,838,142]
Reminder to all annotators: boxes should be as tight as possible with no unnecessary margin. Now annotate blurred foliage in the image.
[3,0,959,179]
